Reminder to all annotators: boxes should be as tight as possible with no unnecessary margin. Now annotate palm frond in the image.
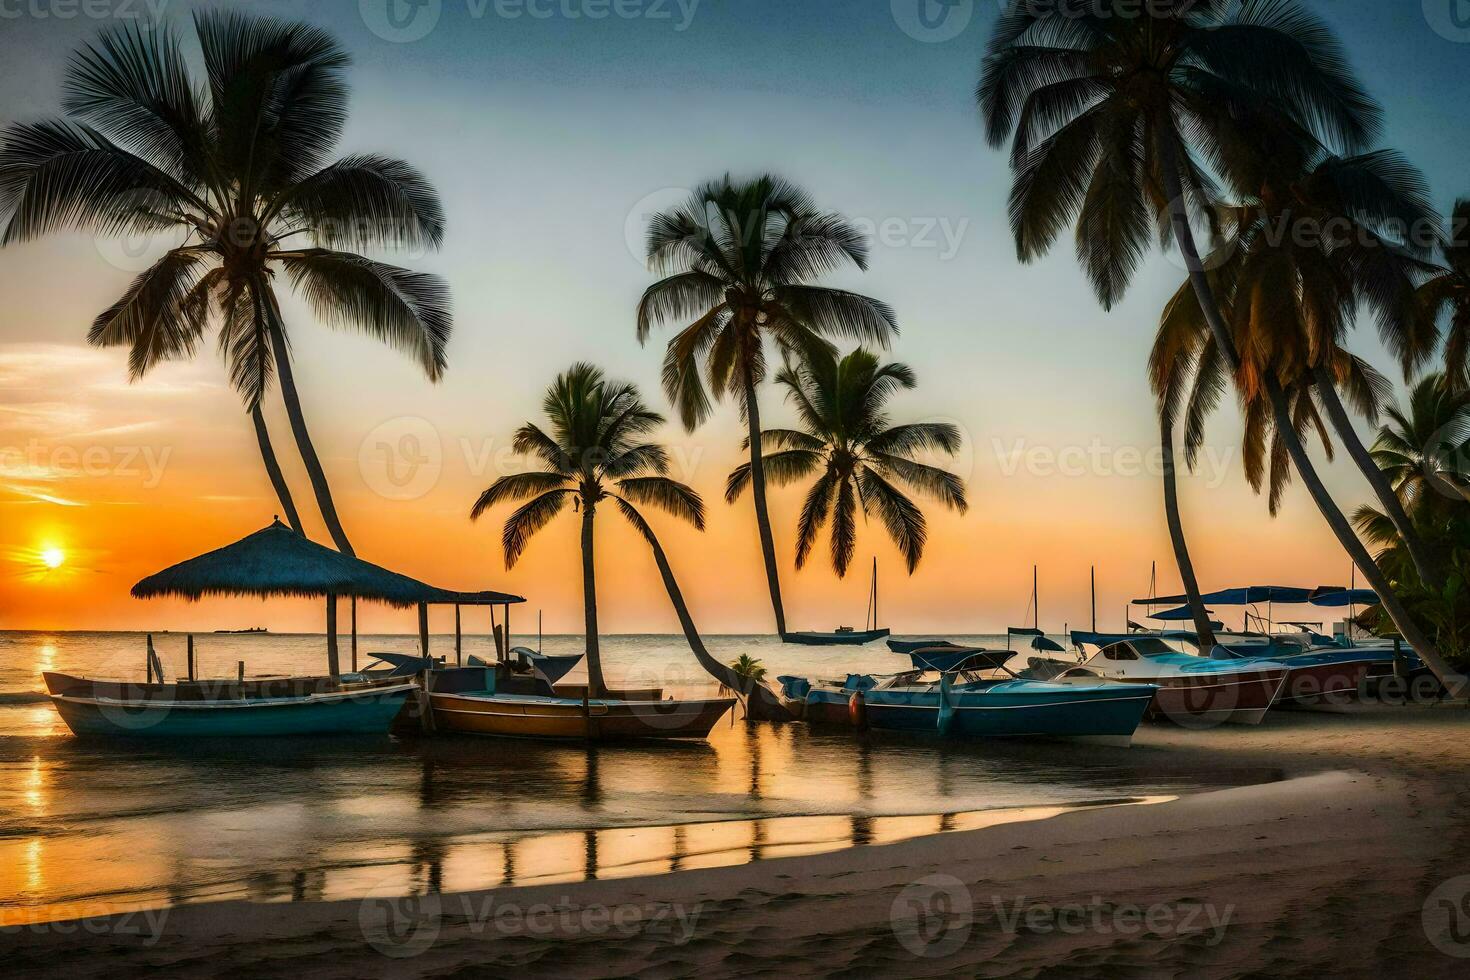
[615,476,705,530]
[500,489,574,567]
[276,249,450,381]
[470,472,571,519]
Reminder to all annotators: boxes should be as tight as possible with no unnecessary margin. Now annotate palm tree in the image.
[469,364,709,700]
[1368,374,1470,512]
[637,174,897,637]
[728,348,967,577]
[0,14,449,555]
[1417,199,1470,389]
[981,2,1466,695]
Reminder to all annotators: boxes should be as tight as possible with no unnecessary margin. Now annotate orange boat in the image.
[423,661,735,741]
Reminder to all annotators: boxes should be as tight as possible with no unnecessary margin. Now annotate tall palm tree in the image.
[469,364,709,700]
[981,2,1465,694]
[0,14,449,555]
[637,174,897,637]
[727,348,967,577]
[1417,199,1470,389]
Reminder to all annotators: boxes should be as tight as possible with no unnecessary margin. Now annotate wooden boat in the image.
[42,671,414,738]
[424,664,734,741]
[786,559,890,646]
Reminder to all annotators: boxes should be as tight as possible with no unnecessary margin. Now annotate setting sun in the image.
[39,548,65,570]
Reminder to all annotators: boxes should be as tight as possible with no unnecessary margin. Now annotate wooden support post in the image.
[454,604,463,667]
[145,633,154,683]
[418,603,430,661]
[351,597,359,673]
[238,660,245,684]
[326,594,341,679]
[505,604,511,655]
[186,634,196,681]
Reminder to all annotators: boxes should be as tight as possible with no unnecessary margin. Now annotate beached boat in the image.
[1065,635,1288,725]
[423,663,734,740]
[42,671,414,738]
[786,559,890,646]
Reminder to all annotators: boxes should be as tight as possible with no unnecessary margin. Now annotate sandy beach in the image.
[7,704,1470,978]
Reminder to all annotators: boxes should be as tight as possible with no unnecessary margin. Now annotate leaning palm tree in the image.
[0,14,449,555]
[981,1,1465,694]
[471,364,747,708]
[1417,199,1470,389]
[637,174,897,637]
[727,348,967,578]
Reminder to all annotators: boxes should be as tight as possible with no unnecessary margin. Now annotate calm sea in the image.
[0,631,1266,925]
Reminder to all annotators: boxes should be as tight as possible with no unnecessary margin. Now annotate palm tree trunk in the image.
[637,514,794,721]
[1158,135,1464,696]
[1312,365,1440,588]
[1264,376,1465,696]
[1160,412,1217,647]
[250,403,304,533]
[741,365,788,639]
[263,303,355,556]
[580,494,607,698]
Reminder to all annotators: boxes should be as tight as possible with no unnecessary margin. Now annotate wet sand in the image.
[8,704,1470,978]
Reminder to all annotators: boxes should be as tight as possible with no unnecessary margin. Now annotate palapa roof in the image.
[131,519,524,608]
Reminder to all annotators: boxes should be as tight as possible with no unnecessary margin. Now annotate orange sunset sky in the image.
[2,1,1464,636]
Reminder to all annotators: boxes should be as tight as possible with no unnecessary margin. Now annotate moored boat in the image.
[424,663,734,740]
[1066,635,1288,726]
[42,671,414,738]
[862,676,1158,746]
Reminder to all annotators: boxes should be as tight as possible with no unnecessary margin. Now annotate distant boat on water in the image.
[214,627,268,634]
[786,559,891,646]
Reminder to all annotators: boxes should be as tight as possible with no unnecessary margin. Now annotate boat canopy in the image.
[1030,635,1066,652]
[1309,588,1378,607]
[1071,630,1203,648]
[1148,605,1224,629]
[1132,586,1312,606]
[1007,626,1043,636]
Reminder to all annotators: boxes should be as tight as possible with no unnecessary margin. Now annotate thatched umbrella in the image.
[133,519,522,676]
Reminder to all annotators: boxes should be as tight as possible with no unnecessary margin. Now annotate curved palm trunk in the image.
[251,403,304,533]
[638,516,794,721]
[1264,377,1465,696]
[580,495,607,698]
[1160,413,1217,647]
[1158,136,1463,695]
[1312,366,1440,589]
[741,366,788,639]
[264,305,355,557]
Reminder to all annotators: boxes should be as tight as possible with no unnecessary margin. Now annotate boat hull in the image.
[1146,670,1286,726]
[864,683,1155,743]
[428,691,735,740]
[886,639,960,655]
[803,689,858,726]
[1275,659,1372,706]
[785,629,891,646]
[47,685,414,737]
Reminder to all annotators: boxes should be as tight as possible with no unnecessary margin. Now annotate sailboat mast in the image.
[1091,565,1097,632]
[1033,564,1039,631]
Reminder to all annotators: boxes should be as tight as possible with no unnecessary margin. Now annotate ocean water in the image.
[0,631,1266,925]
